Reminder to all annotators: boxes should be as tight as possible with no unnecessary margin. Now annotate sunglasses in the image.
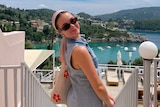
[58,17,78,31]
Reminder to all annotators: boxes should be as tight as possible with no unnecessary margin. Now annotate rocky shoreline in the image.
[31,31,147,44]
[90,32,147,42]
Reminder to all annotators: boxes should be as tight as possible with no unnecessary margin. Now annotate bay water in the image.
[34,31,160,64]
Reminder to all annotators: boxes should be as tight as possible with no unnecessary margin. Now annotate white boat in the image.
[97,46,105,51]
[106,46,111,48]
[116,44,120,47]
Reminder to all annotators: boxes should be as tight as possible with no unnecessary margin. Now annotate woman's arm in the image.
[71,46,115,106]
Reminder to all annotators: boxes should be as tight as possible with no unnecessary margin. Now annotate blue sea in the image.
[34,31,160,64]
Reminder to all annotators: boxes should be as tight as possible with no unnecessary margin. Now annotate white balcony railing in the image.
[2,59,160,107]
[113,68,138,107]
[0,62,56,107]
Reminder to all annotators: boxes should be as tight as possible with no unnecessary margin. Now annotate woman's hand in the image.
[104,100,114,107]
[104,94,115,107]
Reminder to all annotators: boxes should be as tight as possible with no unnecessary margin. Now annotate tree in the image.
[43,25,50,36]
[132,57,143,66]
[25,41,34,49]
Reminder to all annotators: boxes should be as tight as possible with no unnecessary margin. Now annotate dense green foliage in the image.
[77,12,92,19]
[108,58,143,66]
[25,41,34,49]
[0,4,55,45]
[80,24,106,38]
[132,57,143,66]
[0,4,53,22]
[95,7,160,21]
[134,19,160,31]
[1,4,160,42]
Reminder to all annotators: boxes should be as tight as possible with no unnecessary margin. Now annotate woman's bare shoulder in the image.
[73,46,89,56]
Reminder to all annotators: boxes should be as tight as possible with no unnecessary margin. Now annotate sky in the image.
[1,0,160,16]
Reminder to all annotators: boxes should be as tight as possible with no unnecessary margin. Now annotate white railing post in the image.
[21,63,24,107]
[139,41,158,107]
[143,59,152,107]
[113,68,138,107]
[153,58,160,106]
[4,68,8,107]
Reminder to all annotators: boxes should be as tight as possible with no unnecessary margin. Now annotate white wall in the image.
[0,29,25,65]
[0,29,25,107]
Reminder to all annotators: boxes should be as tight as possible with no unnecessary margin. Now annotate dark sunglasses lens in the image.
[62,24,70,31]
[60,17,77,31]
[71,17,77,24]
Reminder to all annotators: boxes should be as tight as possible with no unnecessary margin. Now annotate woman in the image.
[51,10,115,107]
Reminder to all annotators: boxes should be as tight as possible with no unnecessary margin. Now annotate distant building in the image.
[30,19,49,32]
[91,22,106,28]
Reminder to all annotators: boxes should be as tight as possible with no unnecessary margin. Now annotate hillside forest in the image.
[1,5,160,66]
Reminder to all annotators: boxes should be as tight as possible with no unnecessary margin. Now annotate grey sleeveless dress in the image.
[65,36,103,107]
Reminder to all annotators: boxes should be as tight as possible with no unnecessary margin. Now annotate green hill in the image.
[95,7,160,21]
[1,4,160,22]
[0,4,54,23]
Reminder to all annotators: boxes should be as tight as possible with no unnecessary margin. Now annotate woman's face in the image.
[56,12,80,39]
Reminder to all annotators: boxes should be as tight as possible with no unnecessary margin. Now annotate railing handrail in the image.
[0,64,21,68]
[41,71,53,79]
[34,69,53,72]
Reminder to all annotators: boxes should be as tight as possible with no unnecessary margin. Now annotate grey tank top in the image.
[65,36,103,107]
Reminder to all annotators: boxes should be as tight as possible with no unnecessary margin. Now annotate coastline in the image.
[33,31,160,64]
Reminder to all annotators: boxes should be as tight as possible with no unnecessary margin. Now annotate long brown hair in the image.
[60,37,66,65]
